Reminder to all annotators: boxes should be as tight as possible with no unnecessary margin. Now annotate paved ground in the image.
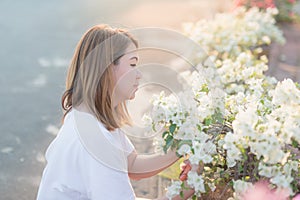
[268,23,300,82]
[0,0,299,200]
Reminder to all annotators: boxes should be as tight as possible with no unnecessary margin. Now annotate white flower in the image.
[250,141,271,159]
[262,35,271,45]
[203,140,217,155]
[258,163,280,178]
[195,131,210,142]
[166,181,182,199]
[272,79,300,106]
[208,182,216,192]
[232,106,258,139]
[226,148,242,167]
[223,132,239,150]
[233,180,253,194]
[264,149,289,165]
[226,156,237,168]
[141,114,153,127]
[177,144,191,156]
[153,137,165,154]
[246,78,264,94]
[283,161,298,176]
[270,174,293,189]
[187,171,206,193]
[149,7,299,198]
[291,161,299,171]
[175,122,197,140]
[189,141,214,164]
[267,7,279,15]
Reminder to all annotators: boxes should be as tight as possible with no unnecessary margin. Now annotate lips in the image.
[133,87,139,92]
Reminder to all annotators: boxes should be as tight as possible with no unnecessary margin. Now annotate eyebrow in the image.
[130,56,139,61]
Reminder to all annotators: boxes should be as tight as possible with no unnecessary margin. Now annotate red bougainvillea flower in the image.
[234,0,276,9]
[288,0,296,4]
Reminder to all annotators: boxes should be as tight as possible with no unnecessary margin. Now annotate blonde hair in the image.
[61,24,138,130]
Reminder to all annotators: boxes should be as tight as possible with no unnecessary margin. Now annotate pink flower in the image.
[242,181,289,200]
[289,11,295,17]
[234,0,276,9]
[252,1,265,8]
[293,194,300,200]
[266,0,275,7]
[287,0,296,4]
[234,0,247,7]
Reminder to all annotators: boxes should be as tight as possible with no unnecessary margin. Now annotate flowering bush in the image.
[182,7,285,61]
[234,0,299,22]
[234,0,276,9]
[143,8,300,200]
[146,72,300,199]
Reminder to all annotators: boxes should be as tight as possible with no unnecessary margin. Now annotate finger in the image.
[184,163,192,172]
[180,163,187,170]
[179,173,187,181]
[179,164,191,180]
[184,159,190,164]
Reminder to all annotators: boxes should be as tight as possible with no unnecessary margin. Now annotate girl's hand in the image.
[179,160,191,181]
[179,160,201,181]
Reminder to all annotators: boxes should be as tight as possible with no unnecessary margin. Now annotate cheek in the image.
[117,74,135,94]
[114,67,135,93]
[115,67,135,85]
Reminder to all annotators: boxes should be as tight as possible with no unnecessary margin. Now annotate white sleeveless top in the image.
[37,109,135,200]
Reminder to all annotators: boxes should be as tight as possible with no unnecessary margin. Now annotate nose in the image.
[136,68,142,80]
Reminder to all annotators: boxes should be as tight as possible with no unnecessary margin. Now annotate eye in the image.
[130,64,137,67]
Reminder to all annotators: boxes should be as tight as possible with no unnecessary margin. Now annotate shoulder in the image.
[45,110,91,162]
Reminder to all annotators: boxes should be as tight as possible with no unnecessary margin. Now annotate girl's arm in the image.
[154,188,195,200]
[127,149,179,180]
[130,153,197,200]
[136,188,195,200]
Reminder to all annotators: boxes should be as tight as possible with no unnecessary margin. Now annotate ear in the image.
[111,63,119,72]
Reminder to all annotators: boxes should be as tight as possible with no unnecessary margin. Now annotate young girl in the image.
[37,24,195,200]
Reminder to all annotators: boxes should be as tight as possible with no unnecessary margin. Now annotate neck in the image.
[112,97,122,108]
[75,103,93,114]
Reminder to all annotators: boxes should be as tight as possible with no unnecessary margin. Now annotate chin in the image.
[128,89,137,100]
[129,94,135,100]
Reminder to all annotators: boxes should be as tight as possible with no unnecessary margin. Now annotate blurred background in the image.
[0,0,299,199]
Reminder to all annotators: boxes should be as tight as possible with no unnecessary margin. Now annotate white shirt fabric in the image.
[37,109,136,200]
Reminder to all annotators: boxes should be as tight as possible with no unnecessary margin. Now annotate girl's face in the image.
[113,44,141,104]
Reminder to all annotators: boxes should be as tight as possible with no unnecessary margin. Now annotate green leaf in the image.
[180,191,184,199]
[292,139,298,148]
[178,140,192,147]
[212,108,224,124]
[169,124,177,134]
[163,135,174,153]
[204,117,212,126]
[239,165,243,173]
[152,123,156,132]
[260,99,264,105]
[192,195,197,200]
[197,124,202,131]
[162,131,169,139]
[201,83,209,93]
[181,181,185,188]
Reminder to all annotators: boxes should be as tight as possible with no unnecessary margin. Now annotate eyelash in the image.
[130,64,136,67]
